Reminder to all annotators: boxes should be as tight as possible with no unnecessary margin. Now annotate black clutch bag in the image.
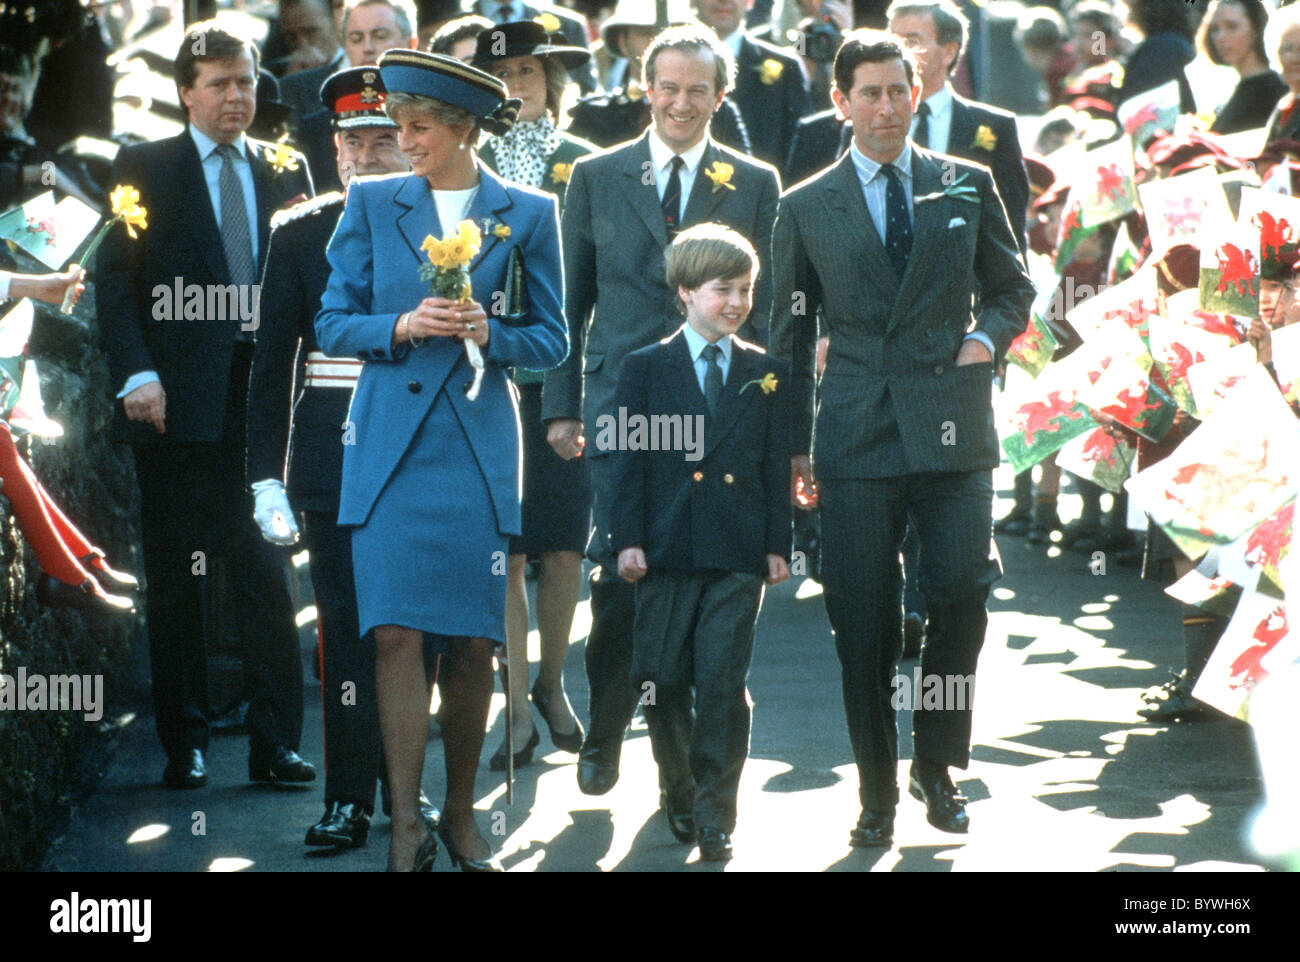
[497,245,530,327]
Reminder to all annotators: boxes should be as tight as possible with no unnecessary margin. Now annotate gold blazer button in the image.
[723,473,735,484]
[693,471,704,482]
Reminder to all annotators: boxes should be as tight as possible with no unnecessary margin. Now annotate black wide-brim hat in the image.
[470,20,590,75]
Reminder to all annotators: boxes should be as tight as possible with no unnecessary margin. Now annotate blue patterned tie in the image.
[881,163,912,279]
[217,144,255,290]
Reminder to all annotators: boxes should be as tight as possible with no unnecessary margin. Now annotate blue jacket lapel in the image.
[395,173,440,266]
[466,162,516,274]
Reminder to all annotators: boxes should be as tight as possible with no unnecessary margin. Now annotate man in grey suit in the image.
[541,23,780,807]
[771,29,1033,846]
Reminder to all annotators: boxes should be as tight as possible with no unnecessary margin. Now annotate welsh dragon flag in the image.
[1126,366,1300,560]
[1192,588,1297,723]
[997,362,1097,474]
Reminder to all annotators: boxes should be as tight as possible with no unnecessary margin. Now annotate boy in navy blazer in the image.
[609,224,792,862]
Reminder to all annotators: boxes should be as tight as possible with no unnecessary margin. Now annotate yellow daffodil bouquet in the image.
[61,184,149,312]
[419,219,487,399]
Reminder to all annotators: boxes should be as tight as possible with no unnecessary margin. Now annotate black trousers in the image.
[818,472,1001,810]
[302,510,380,810]
[133,345,302,760]
[629,569,765,833]
[580,454,641,753]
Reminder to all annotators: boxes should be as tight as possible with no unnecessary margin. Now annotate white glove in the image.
[251,479,300,545]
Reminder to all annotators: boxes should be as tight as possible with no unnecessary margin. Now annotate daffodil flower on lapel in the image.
[740,372,779,395]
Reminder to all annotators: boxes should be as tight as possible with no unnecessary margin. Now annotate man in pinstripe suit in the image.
[770,30,1032,846]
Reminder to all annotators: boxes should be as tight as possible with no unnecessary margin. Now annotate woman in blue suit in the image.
[315,50,567,872]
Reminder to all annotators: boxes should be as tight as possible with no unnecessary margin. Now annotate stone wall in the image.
[0,246,142,871]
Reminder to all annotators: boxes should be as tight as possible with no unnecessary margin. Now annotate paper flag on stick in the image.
[1192,588,1297,722]
[1057,425,1137,493]
[1117,79,1181,149]
[1186,340,1261,417]
[1005,309,1059,378]
[1198,208,1262,317]
[1066,264,1157,345]
[1166,549,1245,618]
[1148,312,1237,416]
[1218,496,1295,593]
[0,191,100,269]
[1238,187,1300,281]
[1125,366,1300,560]
[1138,167,1232,260]
[1078,136,1139,229]
[996,363,1097,474]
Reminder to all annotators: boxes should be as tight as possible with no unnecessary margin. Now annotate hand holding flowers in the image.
[411,219,490,398]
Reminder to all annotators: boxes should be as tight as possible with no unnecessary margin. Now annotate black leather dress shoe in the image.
[698,828,733,862]
[908,767,969,834]
[848,809,894,847]
[576,740,620,796]
[163,749,207,789]
[305,801,370,848]
[660,793,696,844]
[249,746,317,783]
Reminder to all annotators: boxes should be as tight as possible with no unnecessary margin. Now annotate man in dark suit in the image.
[692,0,810,169]
[464,0,597,92]
[541,22,781,801]
[771,29,1033,845]
[609,224,791,861]
[96,21,316,790]
[888,0,1028,649]
[888,0,1027,250]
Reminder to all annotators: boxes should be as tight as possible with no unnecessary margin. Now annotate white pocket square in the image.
[947,216,967,228]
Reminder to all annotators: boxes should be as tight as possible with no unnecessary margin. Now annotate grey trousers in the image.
[629,568,766,833]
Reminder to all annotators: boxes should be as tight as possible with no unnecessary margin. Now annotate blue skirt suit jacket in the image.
[314,163,567,642]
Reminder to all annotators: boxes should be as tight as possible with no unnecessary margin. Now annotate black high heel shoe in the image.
[488,724,539,771]
[530,680,584,754]
[436,819,502,872]
[411,825,439,872]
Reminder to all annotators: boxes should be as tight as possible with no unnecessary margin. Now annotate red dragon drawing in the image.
[24,216,58,246]
[1015,391,1083,446]
[1244,501,1294,570]
[1095,163,1127,203]
[1252,210,1294,262]
[1214,243,1258,298]
[1228,606,1289,691]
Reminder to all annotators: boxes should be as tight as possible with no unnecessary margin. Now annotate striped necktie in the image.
[662,155,684,239]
